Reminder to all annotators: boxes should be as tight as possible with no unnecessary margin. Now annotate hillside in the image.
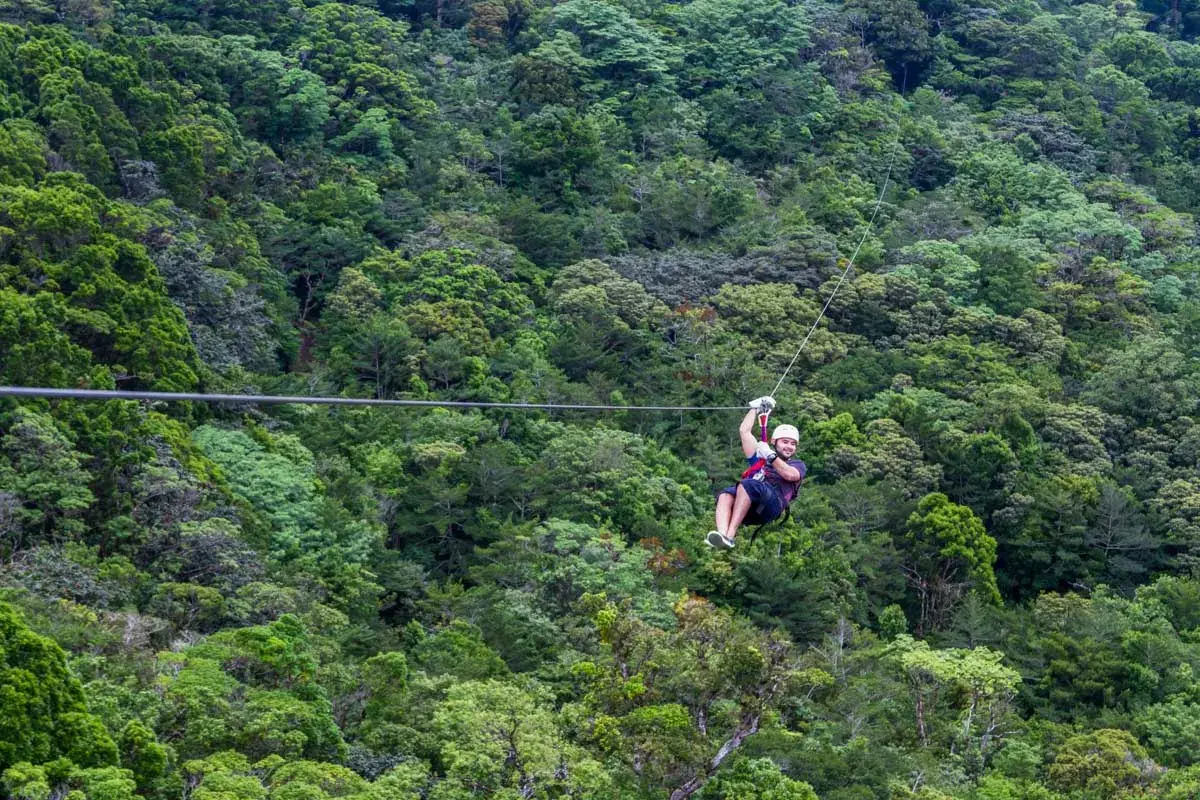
[2,0,1200,798]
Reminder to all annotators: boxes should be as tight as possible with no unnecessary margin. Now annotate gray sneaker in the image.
[706,531,734,550]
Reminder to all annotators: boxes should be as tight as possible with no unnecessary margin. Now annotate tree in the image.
[994,474,1100,598]
[696,758,816,800]
[1135,696,1200,768]
[331,108,395,160]
[148,216,278,372]
[1,176,201,391]
[158,616,345,761]
[191,425,383,614]
[0,289,96,388]
[666,0,831,164]
[888,634,1019,755]
[432,679,610,798]
[0,408,94,552]
[3,763,137,800]
[546,259,668,380]
[710,283,842,372]
[118,720,171,796]
[264,179,386,333]
[1086,65,1167,165]
[36,65,136,190]
[669,0,809,91]
[844,0,933,86]
[577,594,796,800]
[373,248,535,338]
[526,427,704,542]
[1084,336,1199,426]
[934,430,1017,518]
[410,620,508,681]
[961,232,1045,316]
[634,156,758,247]
[1152,478,1200,573]
[317,267,419,397]
[549,0,679,90]
[901,493,999,635]
[508,104,614,206]
[1047,729,1158,799]
[0,119,48,187]
[143,122,234,208]
[891,240,980,304]
[1086,483,1159,591]
[0,602,118,772]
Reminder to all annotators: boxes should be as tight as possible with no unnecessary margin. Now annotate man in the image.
[707,396,806,550]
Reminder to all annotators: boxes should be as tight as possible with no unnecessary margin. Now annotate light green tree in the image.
[431,679,610,799]
[901,493,1000,635]
[888,634,1019,755]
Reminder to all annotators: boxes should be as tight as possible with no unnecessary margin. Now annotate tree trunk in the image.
[915,692,928,746]
[668,715,761,800]
[669,776,705,800]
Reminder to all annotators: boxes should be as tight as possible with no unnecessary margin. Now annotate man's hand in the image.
[755,441,775,460]
[748,396,776,412]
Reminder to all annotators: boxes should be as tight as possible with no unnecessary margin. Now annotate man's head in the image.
[771,424,799,458]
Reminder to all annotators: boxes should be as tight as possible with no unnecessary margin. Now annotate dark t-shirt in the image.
[744,456,807,505]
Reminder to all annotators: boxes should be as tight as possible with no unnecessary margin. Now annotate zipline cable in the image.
[2,112,904,417]
[0,386,743,412]
[768,121,904,400]
[1,126,901,418]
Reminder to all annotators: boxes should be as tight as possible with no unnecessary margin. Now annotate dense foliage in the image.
[2,0,1200,797]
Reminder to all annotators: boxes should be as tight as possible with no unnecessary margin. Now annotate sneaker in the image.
[706,531,734,550]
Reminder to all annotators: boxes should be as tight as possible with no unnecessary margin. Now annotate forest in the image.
[2,0,1200,797]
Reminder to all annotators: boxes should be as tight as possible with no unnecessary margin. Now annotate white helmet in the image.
[771,424,800,443]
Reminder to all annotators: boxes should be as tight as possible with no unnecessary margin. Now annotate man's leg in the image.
[715,491,734,535]
[726,483,755,542]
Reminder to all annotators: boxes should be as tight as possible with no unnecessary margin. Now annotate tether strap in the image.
[740,409,772,479]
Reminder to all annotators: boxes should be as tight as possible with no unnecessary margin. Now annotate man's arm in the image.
[770,458,803,482]
[739,409,759,457]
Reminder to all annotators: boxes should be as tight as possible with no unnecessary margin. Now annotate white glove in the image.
[748,396,776,412]
[755,442,775,460]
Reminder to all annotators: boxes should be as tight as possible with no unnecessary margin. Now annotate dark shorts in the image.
[719,479,784,525]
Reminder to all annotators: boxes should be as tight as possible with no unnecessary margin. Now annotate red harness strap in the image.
[740,410,771,479]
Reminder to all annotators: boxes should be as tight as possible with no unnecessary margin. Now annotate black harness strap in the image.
[747,504,789,546]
